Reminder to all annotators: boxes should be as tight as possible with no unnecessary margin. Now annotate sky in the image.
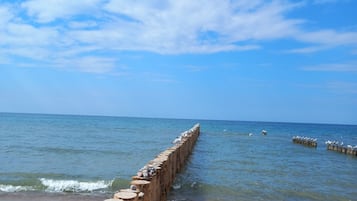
[0,0,357,125]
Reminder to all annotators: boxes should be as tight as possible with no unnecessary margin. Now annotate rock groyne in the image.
[292,136,317,148]
[105,123,200,201]
[325,141,357,156]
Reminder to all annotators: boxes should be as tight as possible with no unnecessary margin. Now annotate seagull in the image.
[191,181,197,188]
[172,136,182,144]
[181,131,189,138]
[130,185,137,191]
[142,170,148,178]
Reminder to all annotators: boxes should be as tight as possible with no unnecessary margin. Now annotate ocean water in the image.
[0,113,356,201]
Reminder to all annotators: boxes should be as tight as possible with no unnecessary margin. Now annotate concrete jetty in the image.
[105,123,200,201]
[325,141,357,156]
[292,136,317,148]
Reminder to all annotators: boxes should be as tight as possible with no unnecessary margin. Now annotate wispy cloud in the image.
[1,0,357,73]
[21,0,102,23]
[286,46,327,54]
[52,56,118,74]
[302,62,357,72]
[185,65,206,72]
[298,81,357,95]
[289,30,357,53]
[140,72,177,83]
[326,81,357,94]
[312,0,350,4]
[0,6,12,25]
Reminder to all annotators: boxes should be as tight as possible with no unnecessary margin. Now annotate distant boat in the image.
[261,130,267,135]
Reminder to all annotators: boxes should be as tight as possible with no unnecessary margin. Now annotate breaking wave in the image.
[0,179,113,193]
[39,178,113,193]
[0,184,35,192]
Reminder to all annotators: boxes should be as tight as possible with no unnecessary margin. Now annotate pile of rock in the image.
[136,164,159,179]
[105,123,200,201]
[292,136,318,147]
[325,140,357,156]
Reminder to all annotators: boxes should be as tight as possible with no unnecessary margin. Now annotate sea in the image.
[0,113,356,201]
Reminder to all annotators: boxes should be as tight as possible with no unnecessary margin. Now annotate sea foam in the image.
[39,178,112,192]
[0,184,34,192]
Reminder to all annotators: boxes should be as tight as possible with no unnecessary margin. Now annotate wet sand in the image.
[0,192,109,201]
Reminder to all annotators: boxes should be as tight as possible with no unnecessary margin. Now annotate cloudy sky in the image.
[1,0,356,124]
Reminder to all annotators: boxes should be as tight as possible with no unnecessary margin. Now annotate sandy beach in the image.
[0,192,109,201]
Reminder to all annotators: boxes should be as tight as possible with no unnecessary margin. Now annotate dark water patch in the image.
[33,146,131,156]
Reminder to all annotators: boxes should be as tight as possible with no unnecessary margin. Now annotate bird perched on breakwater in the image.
[172,136,182,144]
[181,131,189,138]
[130,185,137,191]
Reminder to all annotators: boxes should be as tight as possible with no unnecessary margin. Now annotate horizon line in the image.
[1,111,356,127]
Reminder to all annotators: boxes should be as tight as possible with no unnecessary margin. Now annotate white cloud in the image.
[53,56,117,74]
[286,45,328,54]
[21,0,102,23]
[139,72,177,83]
[285,29,357,53]
[185,65,206,72]
[326,81,357,94]
[68,21,98,29]
[297,30,357,46]
[302,62,357,72]
[298,81,357,95]
[0,6,13,26]
[313,0,349,4]
[100,0,357,55]
[99,0,300,53]
[1,0,357,73]
[3,23,60,47]
[313,0,337,4]
[3,47,50,60]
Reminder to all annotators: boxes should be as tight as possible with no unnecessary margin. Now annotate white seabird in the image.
[172,136,182,144]
[261,130,267,135]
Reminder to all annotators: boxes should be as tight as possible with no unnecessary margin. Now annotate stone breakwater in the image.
[291,136,357,157]
[105,124,200,201]
[325,141,357,156]
[292,136,317,147]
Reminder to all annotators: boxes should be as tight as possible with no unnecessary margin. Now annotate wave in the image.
[0,184,35,192]
[39,178,113,193]
[0,178,114,193]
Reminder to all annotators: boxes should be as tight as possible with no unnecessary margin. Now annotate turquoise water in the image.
[0,113,356,201]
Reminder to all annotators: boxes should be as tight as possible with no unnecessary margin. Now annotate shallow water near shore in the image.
[1,113,356,201]
[0,192,108,201]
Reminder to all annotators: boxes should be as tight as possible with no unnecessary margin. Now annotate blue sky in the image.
[1,0,357,124]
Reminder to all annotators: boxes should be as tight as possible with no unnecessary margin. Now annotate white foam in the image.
[0,184,34,192]
[172,184,181,190]
[39,178,112,192]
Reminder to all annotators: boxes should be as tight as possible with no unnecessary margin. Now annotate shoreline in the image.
[0,192,109,201]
